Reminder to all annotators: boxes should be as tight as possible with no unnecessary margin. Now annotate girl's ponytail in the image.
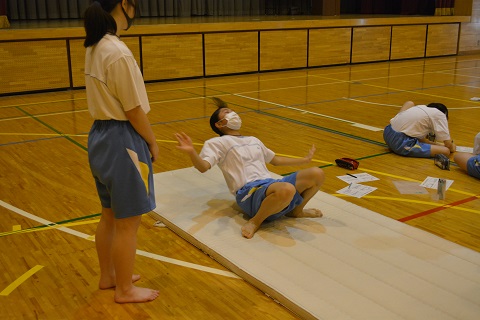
[83,1,117,47]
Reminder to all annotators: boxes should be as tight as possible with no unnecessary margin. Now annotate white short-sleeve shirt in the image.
[85,34,150,120]
[200,135,275,194]
[390,105,451,141]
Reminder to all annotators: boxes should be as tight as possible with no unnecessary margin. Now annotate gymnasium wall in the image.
[459,0,480,53]
[0,15,471,96]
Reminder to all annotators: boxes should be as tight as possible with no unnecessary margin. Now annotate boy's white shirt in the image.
[200,135,275,194]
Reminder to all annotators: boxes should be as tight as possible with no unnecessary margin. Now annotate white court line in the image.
[150,95,213,105]
[449,106,480,110]
[234,94,384,132]
[0,200,239,279]
[454,83,480,89]
[436,71,480,78]
[3,61,480,116]
[3,62,479,109]
[342,97,400,107]
[343,97,480,110]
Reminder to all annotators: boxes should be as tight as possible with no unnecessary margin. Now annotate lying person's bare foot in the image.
[115,286,159,303]
[288,208,323,218]
[241,220,260,239]
[99,274,141,290]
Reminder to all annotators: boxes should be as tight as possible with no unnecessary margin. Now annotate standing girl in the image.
[84,0,159,303]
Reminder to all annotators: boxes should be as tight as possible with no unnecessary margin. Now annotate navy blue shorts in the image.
[235,172,303,222]
[88,120,156,219]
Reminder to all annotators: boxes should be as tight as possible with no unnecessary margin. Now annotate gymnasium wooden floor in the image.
[1,53,479,319]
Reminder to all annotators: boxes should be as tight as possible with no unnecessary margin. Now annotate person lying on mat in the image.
[175,97,325,239]
[454,132,480,179]
[383,101,456,158]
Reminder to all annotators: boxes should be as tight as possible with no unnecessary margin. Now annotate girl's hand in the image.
[149,142,159,162]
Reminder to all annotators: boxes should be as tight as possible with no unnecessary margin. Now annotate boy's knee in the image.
[297,167,325,188]
[276,183,296,200]
[311,167,325,185]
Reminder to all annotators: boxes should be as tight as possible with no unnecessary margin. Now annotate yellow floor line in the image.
[276,152,333,165]
[156,139,204,146]
[275,153,475,197]
[334,194,480,214]
[0,265,44,296]
[359,167,476,196]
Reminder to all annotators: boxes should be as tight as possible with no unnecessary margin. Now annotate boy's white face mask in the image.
[220,112,242,130]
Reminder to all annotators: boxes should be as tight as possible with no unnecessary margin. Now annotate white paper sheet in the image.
[337,172,379,184]
[456,146,474,153]
[336,183,377,198]
[420,177,454,191]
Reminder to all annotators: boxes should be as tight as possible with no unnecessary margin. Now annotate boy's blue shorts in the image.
[235,172,303,222]
[467,155,480,179]
[383,124,431,158]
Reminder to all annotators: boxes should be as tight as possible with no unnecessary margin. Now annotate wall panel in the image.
[426,24,459,56]
[205,32,258,76]
[351,26,391,63]
[260,30,307,71]
[142,34,203,81]
[309,28,351,66]
[0,40,69,94]
[391,25,427,60]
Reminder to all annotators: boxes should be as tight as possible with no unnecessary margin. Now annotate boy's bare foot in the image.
[241,220,260,239]
[289,208,323,218]
[99,274,141,290]
[114,286,159,303]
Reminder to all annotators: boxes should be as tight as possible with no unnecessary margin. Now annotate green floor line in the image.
[16,106,88,152]
[0,213,101,238]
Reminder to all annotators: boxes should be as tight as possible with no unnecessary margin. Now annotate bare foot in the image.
[289,208,323,218]
[114,286,159,303]
[99,274,141,290]
[241,220,260,239]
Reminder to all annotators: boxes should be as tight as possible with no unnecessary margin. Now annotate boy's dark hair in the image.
[427,103,448,120]
[209,97,228,136]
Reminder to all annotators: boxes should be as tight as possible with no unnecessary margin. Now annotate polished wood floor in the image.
[1,54,479,319]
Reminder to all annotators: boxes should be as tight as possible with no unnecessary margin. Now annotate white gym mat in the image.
[152,167,480,320]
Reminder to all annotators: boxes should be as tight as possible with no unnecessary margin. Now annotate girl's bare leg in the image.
[113,215,159,303]
[96,207,141,290]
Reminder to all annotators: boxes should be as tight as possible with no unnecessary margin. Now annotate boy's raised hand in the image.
[175,132,195,153]
[305,144,316,162]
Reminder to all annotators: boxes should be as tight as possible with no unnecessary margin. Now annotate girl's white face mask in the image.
[220,112,242,130]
